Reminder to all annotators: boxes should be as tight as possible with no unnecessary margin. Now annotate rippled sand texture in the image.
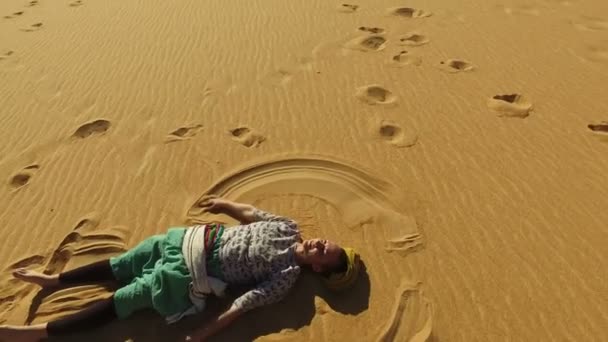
[1,0,608,341]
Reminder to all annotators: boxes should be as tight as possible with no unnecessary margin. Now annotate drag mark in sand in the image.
[186,156,420,256]
[0,214,131,323]
[378,282,433,342]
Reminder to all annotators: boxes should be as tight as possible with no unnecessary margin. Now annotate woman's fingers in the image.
[200,198,216,209]
[201,202,219,214]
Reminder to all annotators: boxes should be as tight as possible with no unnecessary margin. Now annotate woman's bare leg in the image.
[12,269,58,287]
[0,323,48,342]
[12,259,115,288]
[0,296,117,341]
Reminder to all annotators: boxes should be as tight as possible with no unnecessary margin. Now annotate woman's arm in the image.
[186,306,243,341]
[200,198,256,223]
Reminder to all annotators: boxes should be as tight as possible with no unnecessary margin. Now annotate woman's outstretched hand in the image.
[184,329,208,342]
[185,307,243,342]
[200,197,225,214]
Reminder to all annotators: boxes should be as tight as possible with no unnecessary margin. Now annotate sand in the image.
[1,0,607,341]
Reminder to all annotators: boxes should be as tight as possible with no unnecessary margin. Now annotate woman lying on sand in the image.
[0,198,361,341]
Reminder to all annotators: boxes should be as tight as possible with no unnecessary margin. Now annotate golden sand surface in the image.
[1,0,607,341]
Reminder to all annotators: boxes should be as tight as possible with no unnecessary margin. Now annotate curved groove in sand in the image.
[378,282,433,342]
[186,156,412,227]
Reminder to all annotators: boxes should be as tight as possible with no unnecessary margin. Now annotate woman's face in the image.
[301,238,342,272]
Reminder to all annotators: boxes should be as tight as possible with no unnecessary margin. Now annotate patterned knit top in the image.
[207,208,302,312]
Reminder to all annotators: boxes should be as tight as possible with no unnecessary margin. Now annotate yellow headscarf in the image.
[323,247,360,292]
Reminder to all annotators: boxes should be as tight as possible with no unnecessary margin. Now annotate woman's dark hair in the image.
[322,248,348,277]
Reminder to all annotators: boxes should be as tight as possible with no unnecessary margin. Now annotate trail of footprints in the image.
[342,3,574,133]
[6,116,267,190]
[3,0,86,37]
[2,1,603,335]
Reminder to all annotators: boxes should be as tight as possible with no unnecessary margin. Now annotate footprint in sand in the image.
[72,119,111,139]
[588,122,608,133]
[487,94,533,118]
[388,7,432,18]
[69,0,83,7]
[584,44,608,65]
[588,122,608,141]
[439,59,474,73]
[573,16,608,31]
[9,164,39,190]
[378,120,418,148]
[357,85,397,105]
[3,11,24,19]
[165,124,203,143]
[502,5,540,16]
[261,68,293,87]
[21,22,43,32]
[398,33,429,47]
[338,4,359,13]
[0,50,14,61]
[359,26,385,34]
[541,0,575,5]
[346,35,387,52]
[26,0,38,7]
[389,50,422,67]
[229,127,266,148]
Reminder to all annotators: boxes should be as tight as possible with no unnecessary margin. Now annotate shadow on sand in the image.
[48,264,370,342]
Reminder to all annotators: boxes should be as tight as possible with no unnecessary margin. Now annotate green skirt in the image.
[109,227,192,319]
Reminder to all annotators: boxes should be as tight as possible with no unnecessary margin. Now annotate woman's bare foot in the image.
[0,323,48,342]
[12,269,59,287]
